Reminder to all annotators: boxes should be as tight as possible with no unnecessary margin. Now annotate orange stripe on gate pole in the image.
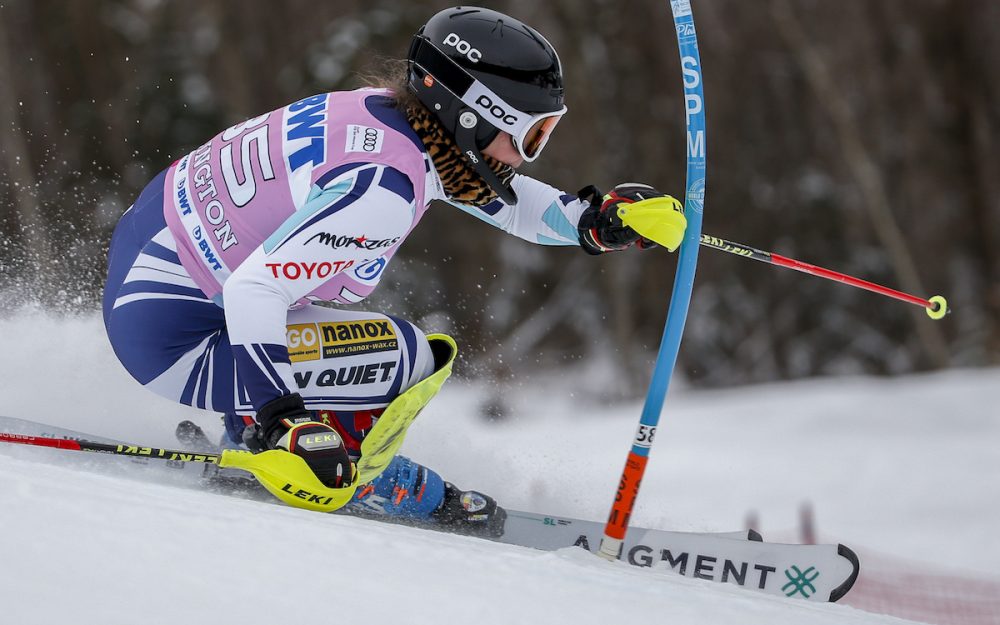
[601,452,648,554]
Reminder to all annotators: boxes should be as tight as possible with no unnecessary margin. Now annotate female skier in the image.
[102,6,682,536]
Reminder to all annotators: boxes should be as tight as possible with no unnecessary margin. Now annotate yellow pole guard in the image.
[616,196,688,252]
[220,333,459,513]
[220,448,359,512]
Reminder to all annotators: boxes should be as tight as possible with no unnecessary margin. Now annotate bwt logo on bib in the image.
[443,33,482,62]
[474,95,518,126]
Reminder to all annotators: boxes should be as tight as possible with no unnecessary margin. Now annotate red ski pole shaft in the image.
[698,234,949,319]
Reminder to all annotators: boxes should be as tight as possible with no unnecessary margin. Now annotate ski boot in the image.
[174,419,263,494]
[348,456,506,537]
[431,482,507,538]
[176,419,222,451]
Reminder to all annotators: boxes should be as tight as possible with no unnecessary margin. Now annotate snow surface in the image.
[1,310,997,625]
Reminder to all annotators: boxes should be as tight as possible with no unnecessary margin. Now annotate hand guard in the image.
[244,393,354,489]
[577,183,683,254]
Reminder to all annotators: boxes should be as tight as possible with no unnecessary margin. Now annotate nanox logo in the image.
[474,95,517,126]
[304,232,400,251]
[443,33,482,63]
[321,320,396,343]
[265,260,354,280]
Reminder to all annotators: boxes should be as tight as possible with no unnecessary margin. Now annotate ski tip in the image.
[747,528,763,542]
[829,543,861,602]
[175,420,200,439]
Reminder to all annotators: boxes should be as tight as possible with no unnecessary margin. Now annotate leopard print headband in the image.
[406,105,515,207]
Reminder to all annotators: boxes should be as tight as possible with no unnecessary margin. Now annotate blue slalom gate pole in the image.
[599,0,708,560]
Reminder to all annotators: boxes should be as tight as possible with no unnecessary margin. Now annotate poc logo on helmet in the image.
[443,33,482,63]
[474,95,517,126]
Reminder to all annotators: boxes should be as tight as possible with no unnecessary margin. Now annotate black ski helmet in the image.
[407,6,566,204]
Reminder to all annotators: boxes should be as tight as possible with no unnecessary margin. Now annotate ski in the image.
[499,508,857,602]
[0,414,858,601]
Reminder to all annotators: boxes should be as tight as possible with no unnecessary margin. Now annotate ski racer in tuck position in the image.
[102,6,686,536]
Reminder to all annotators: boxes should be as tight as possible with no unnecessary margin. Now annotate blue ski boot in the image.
[348,455,506,537]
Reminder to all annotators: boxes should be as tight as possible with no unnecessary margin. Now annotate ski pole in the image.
[0,430,359,512]
[698,233,949,319]
[0,431,223,463]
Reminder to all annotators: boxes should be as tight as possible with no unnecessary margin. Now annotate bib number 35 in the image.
[220,114,276,207]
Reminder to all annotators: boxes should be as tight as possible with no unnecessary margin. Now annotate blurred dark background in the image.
[1,0,997,393]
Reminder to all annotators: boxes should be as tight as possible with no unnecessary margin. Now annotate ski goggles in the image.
[516,110,564,162]
[409,36,567,162]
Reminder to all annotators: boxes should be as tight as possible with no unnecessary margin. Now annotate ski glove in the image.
[244,393,354,489]
[576,183,685,254]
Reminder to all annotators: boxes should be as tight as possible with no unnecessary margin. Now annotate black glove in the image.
[243,393,353,489]
[577,183,667,254]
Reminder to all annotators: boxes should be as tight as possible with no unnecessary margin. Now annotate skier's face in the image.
[482,132,524,168]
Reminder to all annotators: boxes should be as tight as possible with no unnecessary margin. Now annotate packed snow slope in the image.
[1,310,996,624]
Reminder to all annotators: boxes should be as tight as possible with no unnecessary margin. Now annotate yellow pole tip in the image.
[926,295,948,320]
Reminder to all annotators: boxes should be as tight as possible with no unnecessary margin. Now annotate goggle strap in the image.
[409,37,476,98]
[410,36,534,136]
